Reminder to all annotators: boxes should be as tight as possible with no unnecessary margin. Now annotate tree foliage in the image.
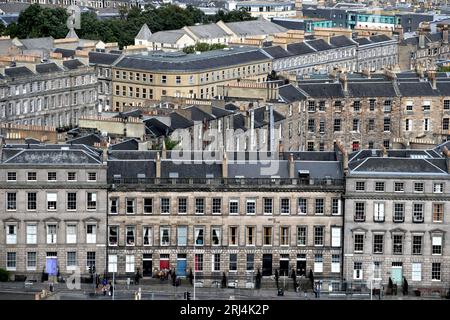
[0,268,9,282]
[183,42,227,54]
[6,4,68,39]
[1,4,256,48]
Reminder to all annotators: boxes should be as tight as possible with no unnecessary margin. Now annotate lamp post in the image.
[193,237,196,301]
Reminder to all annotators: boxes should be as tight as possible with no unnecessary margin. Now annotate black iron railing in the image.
[109,177,345,187]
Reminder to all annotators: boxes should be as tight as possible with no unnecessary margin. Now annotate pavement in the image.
[0,281,446,300]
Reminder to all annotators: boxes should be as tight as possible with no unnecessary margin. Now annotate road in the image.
[0,282,446,300]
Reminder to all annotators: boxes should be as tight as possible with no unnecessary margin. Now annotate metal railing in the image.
[109,177,345,187]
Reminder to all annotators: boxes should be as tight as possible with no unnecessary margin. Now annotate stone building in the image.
[262,34,397,76]
[0,58,98,128]
[88,51,121,113]
[110,47,272,110]
[342,143,450,293]
[398,22,450,71]
[106,150,345,290]
[0,143,108,279]
[275,70,450,153]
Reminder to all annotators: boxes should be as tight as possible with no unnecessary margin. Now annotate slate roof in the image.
[135,23,152,40]
[19,37,54,50]
[184,106,216,122]
[396,81,438,96]
[110,139,139,151]
[353,37,372,45]
[306,39,333,51]
[211,106,234,118]
[63,59,85,69]
[54,48,76,58]
[350,157,447,175]
[225,19,288,36]
[187,23,230,39]
[329,35,356,47]
[286,42,316,55]
[278,84,307,102]
[3,66,34,78]
[144,118,172,137]
[161,161,222,178]
[35,62,62,74]
[107,158,155,180]
[369,34,393,43]
[66,134,102,147]
[347,82,397,97]
[88,51,121,65]
[1,148,102,165]
[170,112,194,129]
[262,46,291,59]
[298,83,345,98]
[270,18,306,31]
[114,47,270,72]
[148,30,189,44]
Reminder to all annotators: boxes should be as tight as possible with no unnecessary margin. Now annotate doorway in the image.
[262,254,272,276]
[177,254,187,277]
[296,254,306,276]
[142,254,152,277]
[391,262,403,285]
[279,255,289,277]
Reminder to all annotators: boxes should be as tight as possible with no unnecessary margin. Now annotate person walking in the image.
[188,269,194,286]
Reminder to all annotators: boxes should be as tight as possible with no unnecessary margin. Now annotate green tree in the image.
[9,4,68,39]
[0,268,9,282]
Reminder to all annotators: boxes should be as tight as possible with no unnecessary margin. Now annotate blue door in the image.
[177,259,187,277]
[391,267,402,284]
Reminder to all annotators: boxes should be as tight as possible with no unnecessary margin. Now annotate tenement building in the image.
[262,34,398,75]
[276,70,450,153]
[343,144,450,293]
[398,22,450,71]
[88,51,121,113]
[0,143,108,279]
[106,150,345,290]
[110,47,272,110]
[0,59,98,128]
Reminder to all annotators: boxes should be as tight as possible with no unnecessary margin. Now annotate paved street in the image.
[0,282,446,300]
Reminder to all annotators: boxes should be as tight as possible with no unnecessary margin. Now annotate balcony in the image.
[109,177,345,190]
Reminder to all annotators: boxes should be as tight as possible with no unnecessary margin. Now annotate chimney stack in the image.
[362,68,371,79]
[419,29,425,49]
[335,140,348,175]
[222,150,228,178]
[162,139,167,159]
[339,72,348,93]
[0,136,4,162]
[156,152,161,178]
[443,146,450,174]
[443,25,449,44]
[428,70,437,90]
[288,153,295,178]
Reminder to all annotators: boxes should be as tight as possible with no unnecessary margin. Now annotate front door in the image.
[177,259,187,277]
[297,260,306,276]
[391,266,403,285]
[262,254,272,276]
[143,260,152,277]
[280,260,289,277]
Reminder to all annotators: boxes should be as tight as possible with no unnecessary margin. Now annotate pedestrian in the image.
[188,269,194,285]
[290,268,297,291]
[317,282,321,298]
[314,282,318,298]
[103,285,107,296]
[172,271,177,286]
[274,269,279,289]
[109,281,114,296]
